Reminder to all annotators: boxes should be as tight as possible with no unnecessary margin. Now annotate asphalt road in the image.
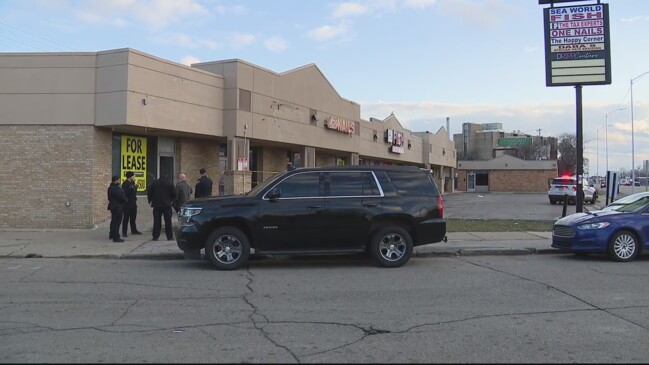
[3,255,649,363]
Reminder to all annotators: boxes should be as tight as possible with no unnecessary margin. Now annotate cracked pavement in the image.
[3,254,649,363]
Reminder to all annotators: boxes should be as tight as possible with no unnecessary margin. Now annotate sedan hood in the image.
[555,210,620,225]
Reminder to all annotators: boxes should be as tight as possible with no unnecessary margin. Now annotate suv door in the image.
[319,171,383,250]
[257,171,325,251]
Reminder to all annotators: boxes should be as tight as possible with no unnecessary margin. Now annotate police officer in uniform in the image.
[121,171,142,237]
[107,175,127,242]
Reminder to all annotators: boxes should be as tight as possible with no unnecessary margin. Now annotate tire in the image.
[205,227,250,270]
[549,198,556,205]
[591,193,597,205]
[607,230,639,262]
[369,226,413,268]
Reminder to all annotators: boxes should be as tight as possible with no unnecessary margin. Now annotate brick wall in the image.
[93,128,113,226]
[259,147,286,183]
[178,137,220,196]
[489,170,555,192]
[0,125,101,228]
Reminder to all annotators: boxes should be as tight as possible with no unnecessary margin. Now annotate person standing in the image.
[121,171,142,237]
[147,172,176,241]
[173,173,193,213]
[107,175,127,243]
[194,168,213,198]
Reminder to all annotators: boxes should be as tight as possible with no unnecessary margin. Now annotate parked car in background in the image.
[176,166,447,270]
[551,192,649,262]
[548,176,597,205]
[601,179,607,188]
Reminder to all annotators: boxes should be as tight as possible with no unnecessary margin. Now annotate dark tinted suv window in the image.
[387,171,438,196]
[275,172,321,198]
[327,171,380,197]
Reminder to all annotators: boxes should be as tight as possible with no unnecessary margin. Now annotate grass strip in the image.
[446,219,554,232]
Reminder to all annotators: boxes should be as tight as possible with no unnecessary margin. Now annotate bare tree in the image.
[557,132,589,176]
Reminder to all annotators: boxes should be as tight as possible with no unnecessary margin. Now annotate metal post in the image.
[576,85,583,213]
[631,78,635,194]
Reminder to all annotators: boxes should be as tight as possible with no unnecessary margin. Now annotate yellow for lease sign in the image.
[120,136,147,192]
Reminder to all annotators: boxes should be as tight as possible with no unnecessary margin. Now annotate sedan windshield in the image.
[601,193,649,213]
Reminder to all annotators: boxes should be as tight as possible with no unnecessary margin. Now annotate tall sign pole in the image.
[540,0,612,213]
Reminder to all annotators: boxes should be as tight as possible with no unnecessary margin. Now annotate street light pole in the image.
[631,71,649,194]
[604,107,626,180]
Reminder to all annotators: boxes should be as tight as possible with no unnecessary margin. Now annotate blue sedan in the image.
[552,192,649,262]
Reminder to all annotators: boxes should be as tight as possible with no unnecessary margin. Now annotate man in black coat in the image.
[194,168,213,198]
[147,172,176,241]
[107,175,127,242]
[121,171,142,237]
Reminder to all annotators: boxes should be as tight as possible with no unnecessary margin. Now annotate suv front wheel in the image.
[205,227,250,270]
[370,226,413,268]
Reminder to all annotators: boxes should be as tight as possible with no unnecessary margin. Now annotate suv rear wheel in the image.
[205,227,250,270]
[370,226,413,268]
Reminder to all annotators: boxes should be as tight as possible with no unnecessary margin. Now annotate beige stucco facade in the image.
[0,48,457,229]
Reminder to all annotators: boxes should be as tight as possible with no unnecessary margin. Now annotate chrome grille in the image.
[553,225,575,238]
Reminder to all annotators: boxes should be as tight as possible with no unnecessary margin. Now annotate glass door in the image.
[467,172,476,192]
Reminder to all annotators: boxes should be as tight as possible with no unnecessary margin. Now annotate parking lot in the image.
[443,185,649,222]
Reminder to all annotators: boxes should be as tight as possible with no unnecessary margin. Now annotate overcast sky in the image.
[1,0,648,174]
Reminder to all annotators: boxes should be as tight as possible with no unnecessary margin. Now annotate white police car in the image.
[548,176,597,205]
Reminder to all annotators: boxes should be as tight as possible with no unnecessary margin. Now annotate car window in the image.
[551,179,574,185]
[602,195,649,213]
[274,172,321,198]
[326,171,380,197]
[387,171,439,196]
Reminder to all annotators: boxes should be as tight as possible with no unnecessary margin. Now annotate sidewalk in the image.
[0,207,557,260]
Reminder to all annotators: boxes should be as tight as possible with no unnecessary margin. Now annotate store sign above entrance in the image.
[385,129,404,154]
[325,116,355,135]
[121,135,147,192]
[542,2,611,86]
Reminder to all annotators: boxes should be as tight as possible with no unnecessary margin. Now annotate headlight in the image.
[180,207,202,218]
[577,222,610,230]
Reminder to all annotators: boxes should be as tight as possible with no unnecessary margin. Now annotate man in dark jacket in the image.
[194,168,213,198]
[121,171,142,237]
[107,175,127,242]
[147,172,176,241]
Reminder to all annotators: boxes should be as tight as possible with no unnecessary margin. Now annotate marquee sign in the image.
[543,3,611,86]
[325,116,355,135]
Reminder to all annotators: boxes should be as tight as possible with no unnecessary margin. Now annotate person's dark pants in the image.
[122,203,139,235]
[152,206,173,240]
[109,206,123,241]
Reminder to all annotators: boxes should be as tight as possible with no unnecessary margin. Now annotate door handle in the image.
[307,205,323,209]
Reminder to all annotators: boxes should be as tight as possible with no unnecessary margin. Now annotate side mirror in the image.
[267,187,281,200]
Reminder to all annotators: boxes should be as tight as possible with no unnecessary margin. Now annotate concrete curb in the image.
[5,248,567,261]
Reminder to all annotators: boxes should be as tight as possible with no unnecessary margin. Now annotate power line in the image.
[0,21,78,52]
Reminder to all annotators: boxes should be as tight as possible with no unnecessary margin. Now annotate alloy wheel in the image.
[212,234,243,264]
[379,233,407,262]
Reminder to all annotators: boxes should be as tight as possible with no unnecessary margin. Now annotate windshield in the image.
[601,193,649,213]
[246,171,288,196]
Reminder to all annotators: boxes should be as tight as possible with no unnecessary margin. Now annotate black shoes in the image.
[113,238,125,243]
[132,231,143,235]
[152,237,158,241]
[122,233,128,237]
[167,237,174,241]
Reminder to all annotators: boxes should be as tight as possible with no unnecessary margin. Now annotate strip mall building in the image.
[0,48,457,229]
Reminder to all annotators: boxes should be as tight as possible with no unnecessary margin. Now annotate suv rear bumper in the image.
[414,219,446,246]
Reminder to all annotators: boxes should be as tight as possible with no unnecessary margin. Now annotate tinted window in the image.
[552,179,574,185]
[387,171,439,196]
[326,172,380,197]
[275,172,321,198]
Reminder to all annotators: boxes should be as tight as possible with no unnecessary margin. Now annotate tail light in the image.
[438,196,444,218]
[572,186,576,192]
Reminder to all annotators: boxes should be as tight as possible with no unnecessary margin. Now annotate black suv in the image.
[176,165,446,270]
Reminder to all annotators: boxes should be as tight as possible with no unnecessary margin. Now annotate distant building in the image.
[453,123,558,192]
[453,122,558,161]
